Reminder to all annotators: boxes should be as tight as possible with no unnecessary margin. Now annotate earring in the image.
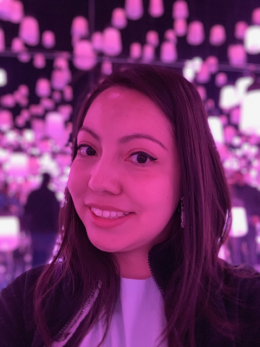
[181,196,185,228]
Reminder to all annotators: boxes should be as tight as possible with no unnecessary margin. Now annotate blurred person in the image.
[228,171,260,267]
[23,173,60,268]
[0,66,260,347]
[0,182,11,214]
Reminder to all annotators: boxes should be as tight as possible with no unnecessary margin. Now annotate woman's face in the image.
[68,86,182,254]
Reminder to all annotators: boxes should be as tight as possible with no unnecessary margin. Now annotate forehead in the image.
[81,86,174,137]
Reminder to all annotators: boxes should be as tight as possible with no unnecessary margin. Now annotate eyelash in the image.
[76,144,157,165]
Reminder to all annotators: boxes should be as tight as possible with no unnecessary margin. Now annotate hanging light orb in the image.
[125,0,143,20]
[209,25,226,46]
[19,16,40,46]
[130,42,142,59]
[103,27,122,56]
[73,40,96,70]
[234,21,248,40]
[111,8,127,29]
[172,0,189,19]
[187,21,204,45]
[149,0,164,18]
[174,18,187,37]
[42,30,56,49]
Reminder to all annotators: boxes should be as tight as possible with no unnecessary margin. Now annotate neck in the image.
[114,247,152,280]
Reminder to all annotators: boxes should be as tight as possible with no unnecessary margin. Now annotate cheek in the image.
[67,162,85,202]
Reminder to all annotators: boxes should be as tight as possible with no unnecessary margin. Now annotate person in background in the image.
[228,170,260,267]
[23,173,60,268]
[0,182,11,214]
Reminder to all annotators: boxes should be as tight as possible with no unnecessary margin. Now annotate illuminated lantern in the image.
[73,40,96,70]
[103,27,122,56]
[142,44,154,62]
[252,8,260,25]
[196,63,210,83]
[31,118,45,142]
[40,98,55,110]
[29,104,44,117]
[11,37,24,52]
[125,0,143,20]
[196,86,207,101]
[208,117,224,144]
[7,153,29,177]
[0,110,13,131]
[0,28,5,52]
[241,88,260,134]
[234,21,247,40]
[0,0,12,21]
[33,53,46,69]
[9,1,23,23]
[130,42,142,59]
[146,30,159,46]
[18,49,31,63]
[42,30,56,49]
[205,56,218,74]
[63,85,73,102]
[91,32,103,51]
[111,8,127,28]
[101,61,112,75]
[45,112,64,144]
[244,26,260,54]
[0,68,7,87]
[149,0,164,18]
[18,84,29,96]
[71,16,88,39]
[52,91,62,103]
[172,0,189,19]
[230,107,241,125]
[19,16,40,46]
[228,44,246,66]
[174,18,187,36]
[0,216,20,252]
[183,62,195,82]
[215,72,227,87]
[209,25,226,46]
[1,94,15,108]
[164,29,177,43]
[53,57,69,70]
[58,105,73,121]
[224,125,237,144]
[35,78,51,98]
[160,42,177,63]
[229,207,248,237]
[219,85,239,110]
[187,21,204,45]
[235,76,254,101]
[28,156,40,175]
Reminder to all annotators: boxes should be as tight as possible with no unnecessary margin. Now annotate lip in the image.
[87,203,131,213]
[88,207,133,228]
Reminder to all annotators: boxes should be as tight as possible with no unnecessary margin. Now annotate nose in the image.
[88,156,121,194]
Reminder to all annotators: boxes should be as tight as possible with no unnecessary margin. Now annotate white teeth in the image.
[91,207,129,219]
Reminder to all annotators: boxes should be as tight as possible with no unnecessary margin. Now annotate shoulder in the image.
[0,266,46,346]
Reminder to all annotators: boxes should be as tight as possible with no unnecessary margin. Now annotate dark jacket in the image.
[1,240,260,347]
[24,186,60,233]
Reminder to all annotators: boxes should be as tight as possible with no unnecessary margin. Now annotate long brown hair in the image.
[34,65,245,346]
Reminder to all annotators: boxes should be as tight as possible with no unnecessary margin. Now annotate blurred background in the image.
[1,0,260,289]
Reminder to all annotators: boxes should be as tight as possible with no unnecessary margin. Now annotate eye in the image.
[76,145,157,165]
[77,144,96,156]
[130,151,157,165]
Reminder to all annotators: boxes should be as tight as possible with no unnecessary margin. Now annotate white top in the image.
[79,276,168,347]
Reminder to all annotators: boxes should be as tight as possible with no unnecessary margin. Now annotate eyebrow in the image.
[78,126,168,151]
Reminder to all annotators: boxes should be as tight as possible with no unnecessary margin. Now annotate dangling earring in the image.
[181,196,185,228]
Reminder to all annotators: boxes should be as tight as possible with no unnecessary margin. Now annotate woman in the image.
[1,65,260,347]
